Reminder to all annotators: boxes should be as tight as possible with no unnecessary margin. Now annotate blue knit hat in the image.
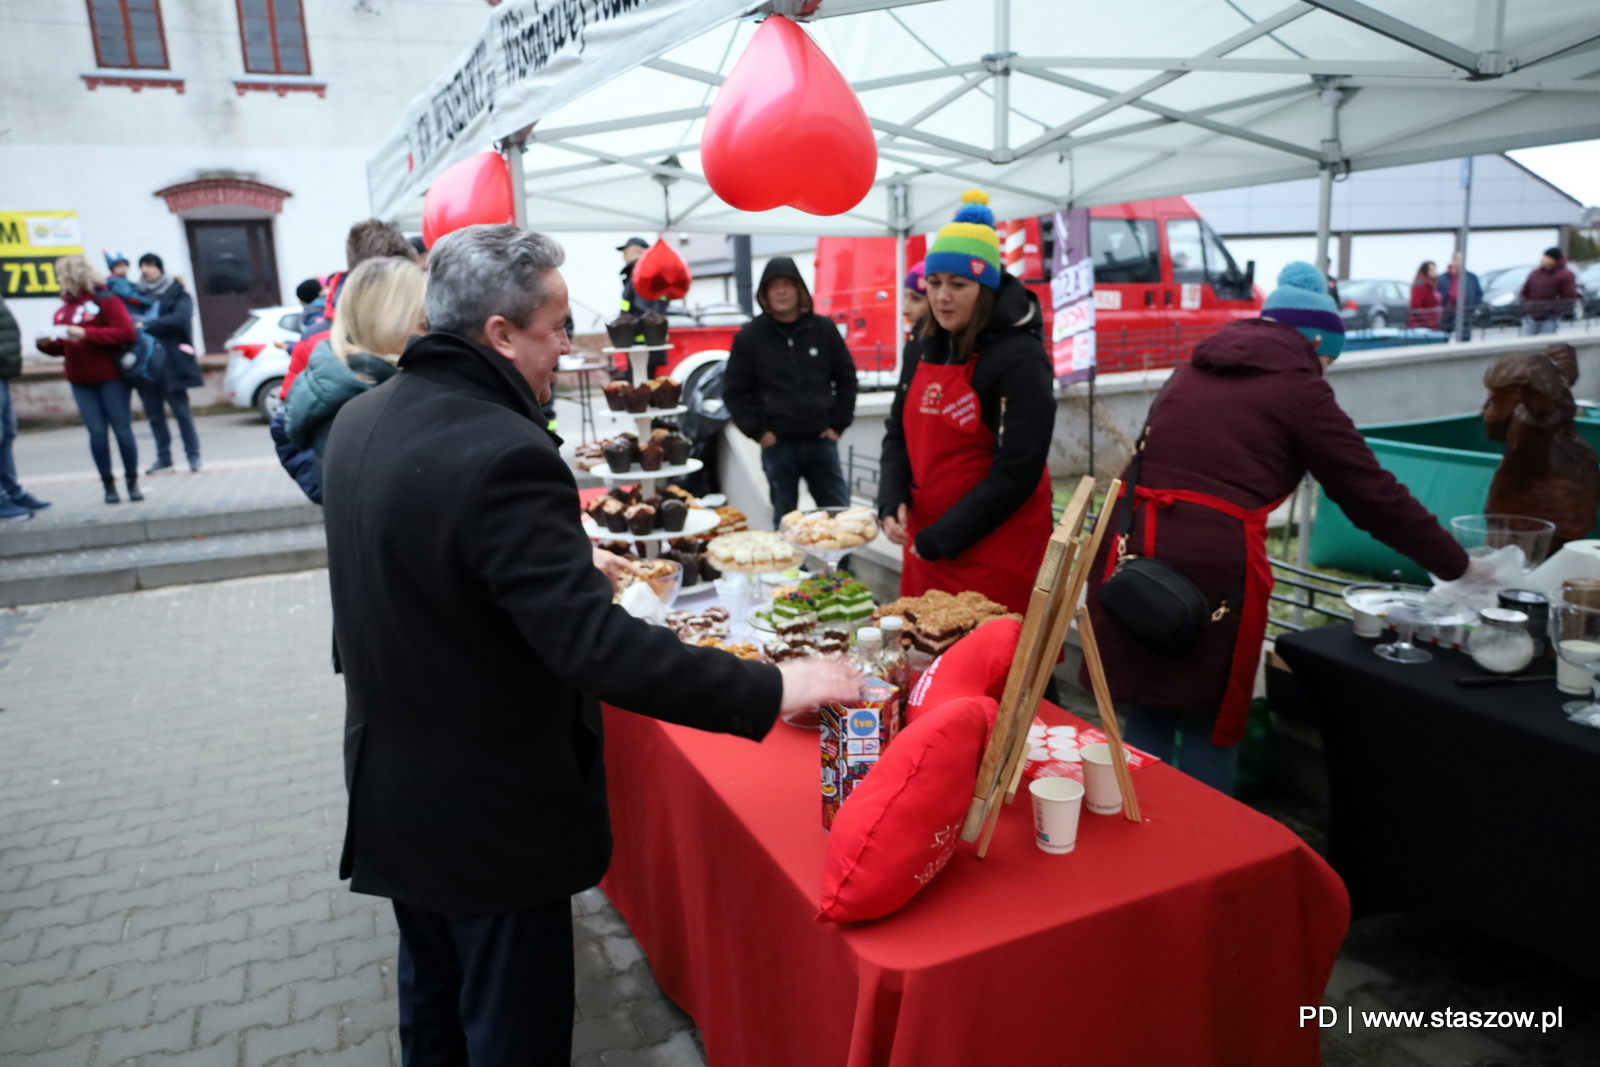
[1261,262,1345,359]
[924,191,1002,290]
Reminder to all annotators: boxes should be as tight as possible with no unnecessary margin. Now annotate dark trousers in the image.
[1120,703,1238,794]
[759,437,850,521]
[136,381,200,466]
[392,898,575,1067]
[70,380,138,480]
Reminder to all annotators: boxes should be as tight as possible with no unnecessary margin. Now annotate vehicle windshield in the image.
[1483,266,1533,299]
[1340,280,1381,303]
[1089,219,1160,284]
[1167,218,1249,298]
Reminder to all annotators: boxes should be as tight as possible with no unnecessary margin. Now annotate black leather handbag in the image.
[1098,429,1234,656]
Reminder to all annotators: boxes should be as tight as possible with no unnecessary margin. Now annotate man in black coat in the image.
[134,253,204,473]
[723,257,858,521]
[322,224,854,1066]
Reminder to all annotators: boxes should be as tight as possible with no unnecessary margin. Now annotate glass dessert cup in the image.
[1552,600,1600,726]
[779,505,881,575]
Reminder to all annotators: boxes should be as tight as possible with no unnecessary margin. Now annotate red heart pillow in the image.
[631,238,692,302]
[817,695,993,923]
[905,617,1020,726]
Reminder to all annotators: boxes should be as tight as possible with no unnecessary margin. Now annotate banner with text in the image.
[366,0,750,220]
[0,212,82,299]
[1050,208,1094,385]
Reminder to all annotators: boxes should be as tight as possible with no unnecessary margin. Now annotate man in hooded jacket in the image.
[724,257,858,520]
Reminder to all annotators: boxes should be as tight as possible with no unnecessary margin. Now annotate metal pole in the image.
[891,182,911,380]
[499,127,532,230]
[1457,157,1474,343]
[992,0,1011,161]
[733,234,753,316]
[1087,369,1096,478]
[1292,475,1314,627]
[1315,86,1342,278]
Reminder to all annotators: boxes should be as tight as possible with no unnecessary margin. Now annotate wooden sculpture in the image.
[1482,351,1600,548]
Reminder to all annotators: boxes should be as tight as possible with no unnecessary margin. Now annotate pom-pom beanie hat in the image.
[924,190,1001,290]
[903,260,926,294]
[1261,261,1346,359]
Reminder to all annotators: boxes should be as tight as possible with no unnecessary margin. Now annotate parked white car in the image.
[222,306,303,421]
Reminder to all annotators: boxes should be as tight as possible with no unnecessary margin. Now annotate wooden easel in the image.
[961,475,1142,858]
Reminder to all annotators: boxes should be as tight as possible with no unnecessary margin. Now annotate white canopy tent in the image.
[372,0,1600,270]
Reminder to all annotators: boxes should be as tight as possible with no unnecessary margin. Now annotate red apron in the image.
[900,358,1054,616]
[1102,484,1281,746]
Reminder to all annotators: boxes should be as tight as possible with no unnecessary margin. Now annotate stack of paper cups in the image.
[1029,777,1085,854]
[1079,742,1123,815]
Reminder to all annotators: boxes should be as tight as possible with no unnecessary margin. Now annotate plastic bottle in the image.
[853,627,885,680]
[877,616,910,735]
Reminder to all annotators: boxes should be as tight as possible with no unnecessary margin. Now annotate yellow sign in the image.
[0,211,84,298]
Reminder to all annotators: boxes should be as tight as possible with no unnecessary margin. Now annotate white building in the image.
[0,0,486,352]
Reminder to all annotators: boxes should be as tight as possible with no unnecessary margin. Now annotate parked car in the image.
[1478,265,1536,326]
[1576,261,1600,316]
[221,306,301,421]
[1335,279,1412,330]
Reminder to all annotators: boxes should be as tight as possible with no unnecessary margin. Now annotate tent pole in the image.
[891,181,911,382]
[499,125,532,230]
[992,0,1012,161]
[1457,156,1474,342]
[1314,167,1333,277]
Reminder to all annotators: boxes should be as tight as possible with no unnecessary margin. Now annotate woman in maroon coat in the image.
[34,256,142,502]
[1407,260,1442,329]
[1084,263,1479,793]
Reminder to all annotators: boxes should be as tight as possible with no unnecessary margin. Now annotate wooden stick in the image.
[1076,605,1142,822]
[961,477,1095,842]
[976,741,1032,858]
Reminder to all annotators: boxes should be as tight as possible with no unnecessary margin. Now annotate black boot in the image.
[103,476,121,504]
[126,477,144,503]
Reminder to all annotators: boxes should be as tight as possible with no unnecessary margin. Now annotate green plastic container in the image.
[1308,413,1600,582]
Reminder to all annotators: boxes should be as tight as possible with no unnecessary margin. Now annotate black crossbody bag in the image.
[1098,427,1236,656]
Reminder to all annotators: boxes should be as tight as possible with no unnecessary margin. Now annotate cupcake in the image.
[648,378,682,409]
[624,383,650,413]
[609,483,640,506]
[601,498,629,533]
[584,498,609,527]
[675,551,700,587]
[640,442,663,471]
[649,427,672,445]
[606,314,639,348]
[699,556,721,581]
[640,310,669,346]
[625,503,656,536]
[603,439,633,474]
[660,498,687,532]
[661,433,691,466]
[601,381,630,411]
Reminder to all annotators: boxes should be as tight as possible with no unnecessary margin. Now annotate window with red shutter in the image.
[86,0,169,69]
[236,0,310,76]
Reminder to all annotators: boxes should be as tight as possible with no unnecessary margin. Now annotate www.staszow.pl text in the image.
[1301,1006,1564,1032]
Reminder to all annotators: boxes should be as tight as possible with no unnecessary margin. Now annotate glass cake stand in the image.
[779,506,881,575]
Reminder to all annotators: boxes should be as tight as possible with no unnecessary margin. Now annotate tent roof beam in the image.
[1013,56,1450,77]
[1300,0,1494,74]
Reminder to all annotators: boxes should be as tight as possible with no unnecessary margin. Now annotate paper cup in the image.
[1556,651,1598,695]
[1030,777,1085,854]
[1351,608,1383,639]
[1079,742,1123,816]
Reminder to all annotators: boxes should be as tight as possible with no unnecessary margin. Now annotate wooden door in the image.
[185,219,282,352]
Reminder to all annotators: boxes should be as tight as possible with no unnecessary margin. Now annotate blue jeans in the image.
[759,437,850,522]
[0,379,20,504]
[71,380,139,481]
[392,898,574,1067]
[1121,703,1239,795]
[1520,316,1560,336]
[136,380,200,466]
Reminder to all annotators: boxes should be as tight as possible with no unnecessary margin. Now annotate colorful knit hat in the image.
[924,190,1001,290]
[903,260,926,294]
[1261,262,1345,359]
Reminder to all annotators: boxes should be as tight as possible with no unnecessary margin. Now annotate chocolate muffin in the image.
[624,383,650,413]
[699,556,721,581]
[601,380,630,411]
[584,498,609,527]
[640,310,669,346]
[601,498,629,533]
[609,483,641,507]
[661,433,691,466]
[675,551,700,587]
[603,439,633,474]
[640,442,663,471]
[606,314,639,348]
[648,378,682,409]
[649,428,672,445]
[625,503,656,537]
[660,498,687,532]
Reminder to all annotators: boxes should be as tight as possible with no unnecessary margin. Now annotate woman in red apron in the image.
[877,191,1056,617]
[1083,262,1480,793]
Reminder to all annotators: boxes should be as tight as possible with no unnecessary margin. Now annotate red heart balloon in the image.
[421,151,516,249]
[632,238,692,301]
[701,16,877,216]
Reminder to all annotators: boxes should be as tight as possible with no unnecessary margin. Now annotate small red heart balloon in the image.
[701,16,877,216]
[421,151,516,249]
[632,239,692,301]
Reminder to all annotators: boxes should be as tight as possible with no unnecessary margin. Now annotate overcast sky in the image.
[1509,139,1600,208]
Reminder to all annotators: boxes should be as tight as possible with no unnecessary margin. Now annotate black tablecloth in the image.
[1276,625,1600,982]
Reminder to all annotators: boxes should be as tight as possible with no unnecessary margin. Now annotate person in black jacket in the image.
[0,294,48,520]
[877,190,1056,616]
[133,254,204,473]
[321,223,855,1066]
[724,257,858,522]
[617,236,669,378]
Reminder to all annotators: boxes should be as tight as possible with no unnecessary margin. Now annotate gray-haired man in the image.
[320,224,854,1065]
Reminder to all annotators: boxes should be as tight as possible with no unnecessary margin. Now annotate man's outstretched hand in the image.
[592,548,645,591]
[777,657,862,722]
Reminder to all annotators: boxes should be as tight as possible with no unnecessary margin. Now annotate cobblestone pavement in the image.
[0,573,703,1066]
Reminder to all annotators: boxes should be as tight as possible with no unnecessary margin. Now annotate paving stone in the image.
[248,947,337,996]
[601,1030,708,1067]
[600,937,644,974]
[6,967,110,1022]
[108,949,209,998]
[92,1006,198,1064]
[628,996,696,1046]
[198,986,291,1046]
[151,967,248,1022]
[1395,1027,1516,1067]
[574,1009,643,1059]
[50,988,155,1045]
[135,1037,243,1067]
[243,1004,342,1067]
[291,1029,394,1067]
[290,962,385,1022]
[73,928,165,973]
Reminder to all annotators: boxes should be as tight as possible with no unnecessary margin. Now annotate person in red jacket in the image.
[1084,262,1486,794]
[34,256,143,503]
[1407,260,1441,329]
[1519,247,1579,336]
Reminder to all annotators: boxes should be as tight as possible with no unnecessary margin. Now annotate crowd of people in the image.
[1408,245,1580,335]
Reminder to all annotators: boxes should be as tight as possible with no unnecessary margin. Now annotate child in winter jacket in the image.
[103,253,153,318]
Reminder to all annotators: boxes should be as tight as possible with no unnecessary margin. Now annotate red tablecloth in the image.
[600,702,1348,1067]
